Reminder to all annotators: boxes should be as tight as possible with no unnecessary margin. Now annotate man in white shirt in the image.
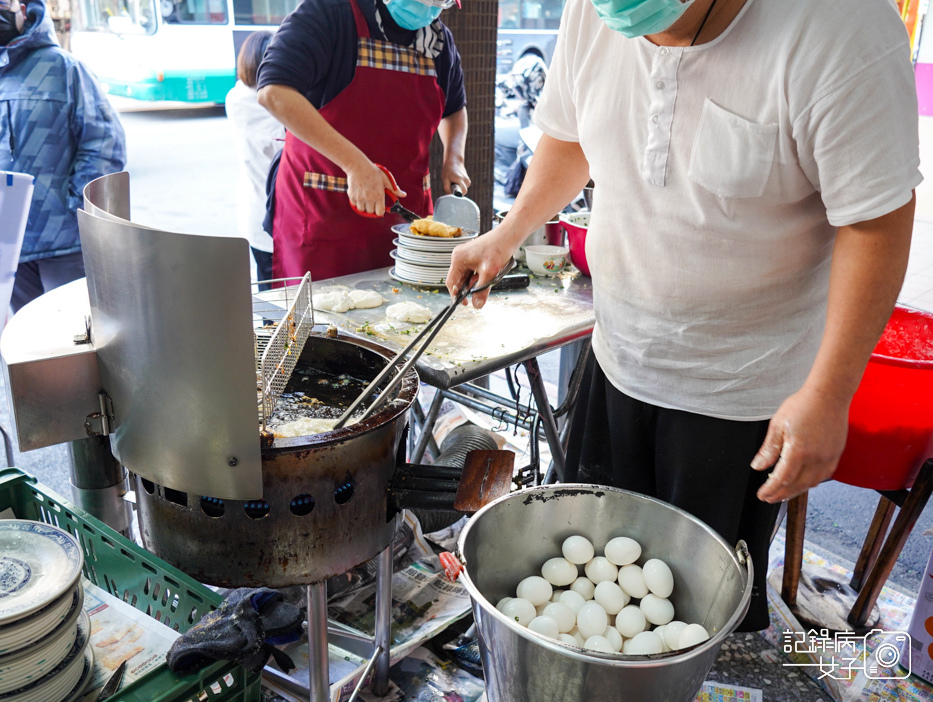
[448,0,919,629]
[225,31,286,287]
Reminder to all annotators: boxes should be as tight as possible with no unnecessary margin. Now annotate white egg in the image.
[584,635,615,653]
[663,621,687,651]
[602,625,624,652]
[528,615,560,639]
[559,590,586,615]
[593,581,629,615]
[536,602,549,616]
[551,589,566,603]
[653,625,671,652]
[561,535,595,564]
[570,576,596,600]
[569,627,586,647]
[542,557,578,587]
[625,631,663,655]
[604,536,642,566]
[642,559,674,598]
[640,594,675,626]
[501,598,536,626]
[495,597,513,612]
[677,623,710,649]
[584,557,618,585]
[575,601,609,639]
[617,564,649,599]
[516,575,553,606]
[558,633,579,647]
[542,602,576,633]
[614,604,647,638]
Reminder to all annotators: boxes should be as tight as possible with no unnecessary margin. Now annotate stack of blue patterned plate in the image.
[0,521,93,702]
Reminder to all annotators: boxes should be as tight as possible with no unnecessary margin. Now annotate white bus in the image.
[69,0,565,103]
[70,0,301,103]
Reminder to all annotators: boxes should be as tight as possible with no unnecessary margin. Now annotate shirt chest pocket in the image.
[687,99,778,199]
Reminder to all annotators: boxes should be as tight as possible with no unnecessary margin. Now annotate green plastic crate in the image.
[0,468,262,702]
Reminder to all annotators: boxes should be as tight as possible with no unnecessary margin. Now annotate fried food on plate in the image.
[409,217,461,238]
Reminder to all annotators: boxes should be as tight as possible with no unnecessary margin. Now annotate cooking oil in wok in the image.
[267,365,369,436]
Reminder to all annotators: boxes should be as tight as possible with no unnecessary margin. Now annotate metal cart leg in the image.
[408,405,422,458]
[411,390,444,463]
[523,357,566,482]
[68,436,133,537]
[372,544,393,696]
[306,582,330,702]
[0,423,13,468]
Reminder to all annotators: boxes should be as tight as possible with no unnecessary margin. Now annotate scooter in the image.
[494,54,548,194]
[494,55,588,210]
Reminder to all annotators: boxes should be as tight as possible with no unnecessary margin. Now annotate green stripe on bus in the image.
[100,70,236,104]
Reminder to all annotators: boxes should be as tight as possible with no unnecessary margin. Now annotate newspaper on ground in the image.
[79,578,181,701]
[694,681,762,701]
[324,511,437,602]
[263,511,473,702]
[262,640,372,702]
[763,533,933,702]
[354,646,485,702]
[344,648,762,702]
[476,681,762,702]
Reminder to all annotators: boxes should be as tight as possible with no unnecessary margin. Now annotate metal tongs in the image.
[94,659,126,702]
[333,260,516,429]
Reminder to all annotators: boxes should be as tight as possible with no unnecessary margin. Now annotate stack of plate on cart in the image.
[0,521,92,702]
[390,223,478,286]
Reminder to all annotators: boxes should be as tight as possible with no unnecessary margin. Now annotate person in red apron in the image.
[257,0,469,283]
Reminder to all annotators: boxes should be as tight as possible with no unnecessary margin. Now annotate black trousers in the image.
[251,247,273,292]
[11,252,86,313]
[565,354,781,632]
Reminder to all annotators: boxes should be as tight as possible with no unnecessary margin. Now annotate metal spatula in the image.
[434,184,481,232]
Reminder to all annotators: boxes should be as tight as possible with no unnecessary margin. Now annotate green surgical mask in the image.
[589,0,695,38]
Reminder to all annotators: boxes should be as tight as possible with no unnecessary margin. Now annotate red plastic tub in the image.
[833,306,933,490]
[559,212,590,277]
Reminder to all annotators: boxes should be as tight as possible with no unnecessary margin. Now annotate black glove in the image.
[167,588,303,675]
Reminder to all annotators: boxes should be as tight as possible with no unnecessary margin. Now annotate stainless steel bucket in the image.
[457,484,752,702]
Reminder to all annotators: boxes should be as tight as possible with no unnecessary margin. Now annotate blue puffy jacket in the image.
[0,0,126,262]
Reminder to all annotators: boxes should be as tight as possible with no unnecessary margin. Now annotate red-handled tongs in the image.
[350,164,422,222]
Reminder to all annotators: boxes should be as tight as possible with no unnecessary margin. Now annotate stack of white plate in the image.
[390,223,478,286]
[0,521,93,702]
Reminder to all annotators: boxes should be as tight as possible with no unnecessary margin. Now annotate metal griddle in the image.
[293,267,595,389]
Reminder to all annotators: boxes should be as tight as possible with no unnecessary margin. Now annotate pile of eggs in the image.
[494,535,710,655]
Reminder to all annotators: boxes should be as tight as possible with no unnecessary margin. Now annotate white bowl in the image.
[524,245,569,276]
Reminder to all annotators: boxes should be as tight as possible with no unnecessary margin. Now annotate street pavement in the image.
[6,101,932,599]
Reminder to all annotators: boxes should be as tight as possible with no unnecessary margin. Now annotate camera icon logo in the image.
[780,627,914,681]
[861,629,911,680]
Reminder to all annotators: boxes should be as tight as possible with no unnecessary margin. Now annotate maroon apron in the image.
[272,0,446,282]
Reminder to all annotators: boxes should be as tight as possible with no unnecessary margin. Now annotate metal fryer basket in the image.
[253,274,315,430]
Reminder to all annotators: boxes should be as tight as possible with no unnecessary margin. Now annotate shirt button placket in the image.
[642,46,682,187]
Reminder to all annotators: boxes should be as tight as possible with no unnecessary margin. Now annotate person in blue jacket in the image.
[0,0,126,312]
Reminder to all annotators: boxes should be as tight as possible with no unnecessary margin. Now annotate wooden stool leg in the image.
[849,497,895,592]
[848,459,933,629]
[781,492,808,607]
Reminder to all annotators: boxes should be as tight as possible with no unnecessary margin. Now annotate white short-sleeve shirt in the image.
[226,81,286,253]
[535,0,922,419]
